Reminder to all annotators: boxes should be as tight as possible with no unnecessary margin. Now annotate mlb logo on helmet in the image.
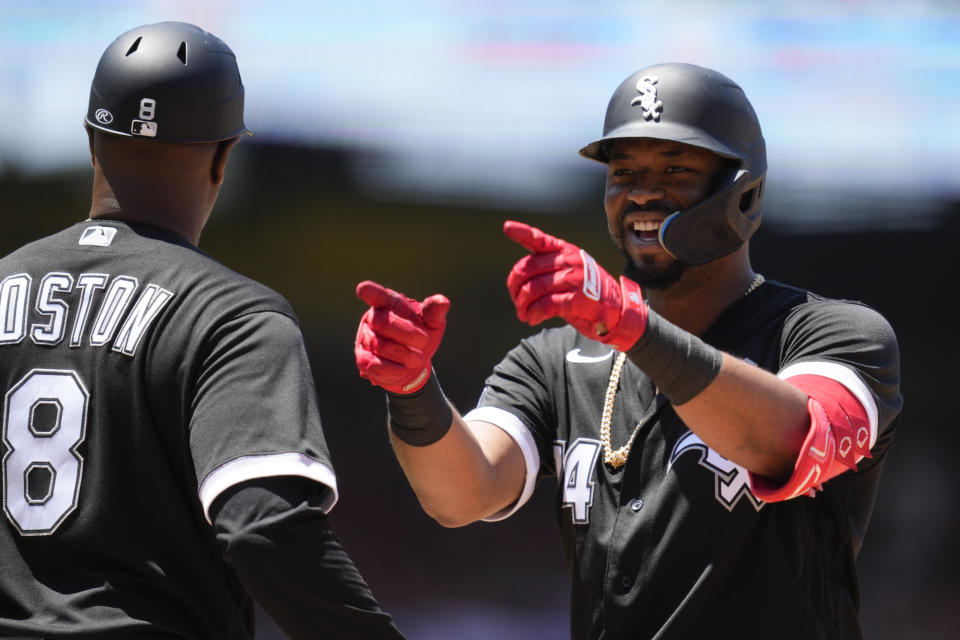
[131,120,158,137]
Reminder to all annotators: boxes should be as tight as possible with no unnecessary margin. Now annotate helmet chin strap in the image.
[658,169,764,266]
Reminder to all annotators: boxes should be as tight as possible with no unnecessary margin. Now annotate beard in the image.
[611,201,688,290]
[621,252,688,290]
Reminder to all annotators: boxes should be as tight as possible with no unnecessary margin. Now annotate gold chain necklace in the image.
[599,273,765,469]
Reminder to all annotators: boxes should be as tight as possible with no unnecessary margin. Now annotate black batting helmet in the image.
[580,63,766,265]
[85,21,249,143]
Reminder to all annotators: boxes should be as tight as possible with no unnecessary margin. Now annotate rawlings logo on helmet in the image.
[630,76,662,122]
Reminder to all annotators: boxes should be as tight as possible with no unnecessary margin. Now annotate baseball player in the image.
[354,63,903,638]
[0,22,404,639]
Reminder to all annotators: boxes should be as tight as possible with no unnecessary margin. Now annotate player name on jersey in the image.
[0,271,174,356]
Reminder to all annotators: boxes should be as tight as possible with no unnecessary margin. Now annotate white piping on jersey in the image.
[565,348,615,364]
[778,360,879,449]
[462,405,540,522]
[198,452,338,524]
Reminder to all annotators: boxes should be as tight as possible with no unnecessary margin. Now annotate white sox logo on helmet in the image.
[630,76,662,121]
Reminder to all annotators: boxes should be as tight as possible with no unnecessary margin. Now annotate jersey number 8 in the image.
[2,370,88,535]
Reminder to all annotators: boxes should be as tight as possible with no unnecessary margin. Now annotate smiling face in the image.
[604,138,734,289]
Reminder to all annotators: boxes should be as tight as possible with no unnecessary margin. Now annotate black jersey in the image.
[465,280,902,640]
[0,221,337,638]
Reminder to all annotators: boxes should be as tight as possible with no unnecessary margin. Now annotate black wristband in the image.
[386,371,454,446]
[626,308,723,405]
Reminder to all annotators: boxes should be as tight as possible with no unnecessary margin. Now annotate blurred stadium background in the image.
[1,1,958,638]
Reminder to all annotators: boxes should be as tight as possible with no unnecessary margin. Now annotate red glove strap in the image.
[598,276,648,351]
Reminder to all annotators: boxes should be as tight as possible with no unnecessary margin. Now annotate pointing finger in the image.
[356,280,398,308]
[503,220,565,254]
[420,295,451,331]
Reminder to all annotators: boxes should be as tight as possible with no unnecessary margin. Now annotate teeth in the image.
[632,220,661,232]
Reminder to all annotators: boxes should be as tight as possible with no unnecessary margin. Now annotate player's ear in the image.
[85,123,96,168]
[211,136,240,185]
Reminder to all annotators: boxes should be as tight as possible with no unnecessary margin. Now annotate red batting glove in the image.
[503,220,648,351]
[355,280,451,394]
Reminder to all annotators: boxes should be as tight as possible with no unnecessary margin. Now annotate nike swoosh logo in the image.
[565,348,615,364]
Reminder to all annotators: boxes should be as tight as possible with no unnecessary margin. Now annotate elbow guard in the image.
[751,371,874,502]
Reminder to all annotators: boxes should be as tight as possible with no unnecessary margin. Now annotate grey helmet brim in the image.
[579,120,740,165]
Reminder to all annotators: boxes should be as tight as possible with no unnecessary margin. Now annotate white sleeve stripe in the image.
[778,360,879,449]
[198,452,339,524]
[462,406,540,522]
